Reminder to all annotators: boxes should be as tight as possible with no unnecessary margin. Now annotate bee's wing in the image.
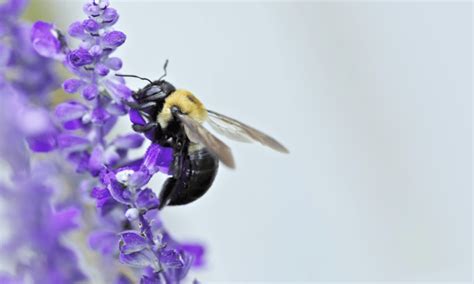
[177,113,235,169]
[206,110,289,153]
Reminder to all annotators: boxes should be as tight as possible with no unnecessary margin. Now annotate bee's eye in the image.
[170,106,180,115]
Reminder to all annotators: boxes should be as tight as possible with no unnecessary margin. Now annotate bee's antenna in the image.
[158,59,169,81]
[115,73,153,84]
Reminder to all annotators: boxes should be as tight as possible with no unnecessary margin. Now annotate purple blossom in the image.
[0,1,85,282]
[24,0,206,282]
[30,21,62,58]
[95,150,202,282]
[68,47,94,67]
[103,30,126,47]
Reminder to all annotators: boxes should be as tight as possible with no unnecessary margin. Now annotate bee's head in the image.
[116,59,175,100]
[152,79,175,95]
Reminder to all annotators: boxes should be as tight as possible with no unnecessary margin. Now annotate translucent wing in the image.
[206,110,289,153]
[206,111,253,143]
[177,113,235,168]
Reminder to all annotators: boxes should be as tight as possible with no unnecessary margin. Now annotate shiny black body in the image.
[128,80,219,209]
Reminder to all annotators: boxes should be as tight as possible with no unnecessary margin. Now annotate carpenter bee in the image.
[117,61,288,209]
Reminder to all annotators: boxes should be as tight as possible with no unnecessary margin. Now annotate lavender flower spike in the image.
[0,0,85,282]
[28,0,206,282]
[30,0,133,175]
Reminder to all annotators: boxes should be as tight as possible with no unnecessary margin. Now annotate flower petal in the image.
[68,47,93,67]
[82,84,99,100]
[102,8,119,26]
[108,179,132,205]
[57,134,90,151]
[159,249,184,268]
[103,31,126,47]
[119,250,154,268]
[31,21,62,58]
[104,147,120,165]
[181,243,205,267]
[120,231,148,254]
[27,133,57,152]
[55,101,88,122]
[96,63,110,76]
[82,19,100,33]
[113,134,144,149]
[88,145,105,174]
[63,78,85,94]
[63,119,85,130]
[128,171,151,189]
[91,107,110,125]
[143,144,174,175]
[129,109,146,125]
[105,57,122,70]
[106,102,127,116]
[68,21,86,38]
[104,80,132,101]
[136,188,160,210]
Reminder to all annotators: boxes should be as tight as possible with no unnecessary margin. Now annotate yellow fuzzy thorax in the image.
[158,89,208,128]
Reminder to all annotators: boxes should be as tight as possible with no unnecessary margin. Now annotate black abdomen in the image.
[158,145,219,208]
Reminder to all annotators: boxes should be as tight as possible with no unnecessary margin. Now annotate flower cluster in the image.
[96,144,194,282]
[30,0,139,171]
[27,0,204,282]
[0,0,84,282]
[0,0,57,102]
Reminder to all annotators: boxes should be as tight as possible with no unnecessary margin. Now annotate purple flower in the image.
[83,18,100,32]
[0,98,85,283]
[105,57,122,70]
[120,231,149,254]
[136,188,160,210]
[0,0,28,17]
[63,78,84,93]
[82,84,99,100]
[55,101,89,122]
[181,244,206,268]
[25,0,205,282]
[30,21,62,58]
[26,132,58,152]
[0,176,87,283]
[113,134,144,149]
[103,30,126,47]
[68,21,86,38]
[143,144,174,175]
[68,47,94,67]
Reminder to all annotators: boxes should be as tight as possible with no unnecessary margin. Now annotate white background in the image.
[44,1,472,282]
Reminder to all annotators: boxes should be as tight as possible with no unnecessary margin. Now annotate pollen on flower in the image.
[125,208,139,221]
[115,169,135,185]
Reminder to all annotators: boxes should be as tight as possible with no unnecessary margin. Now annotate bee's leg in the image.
[139,111,153,122]
[172,135,189,179]
[124,100,157,110]
[158,158,191,209]
[132,122,158,133]
[158,139,190,210]
[141,92,166,102]
[158,177,177,210]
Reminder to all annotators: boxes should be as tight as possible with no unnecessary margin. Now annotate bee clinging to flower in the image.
[118,61,288,209]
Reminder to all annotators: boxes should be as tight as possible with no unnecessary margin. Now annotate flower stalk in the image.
[26,0,205,282]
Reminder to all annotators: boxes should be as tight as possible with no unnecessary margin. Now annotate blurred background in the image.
[8,0,473,282]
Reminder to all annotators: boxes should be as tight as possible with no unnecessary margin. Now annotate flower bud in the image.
[31,21,62,58]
